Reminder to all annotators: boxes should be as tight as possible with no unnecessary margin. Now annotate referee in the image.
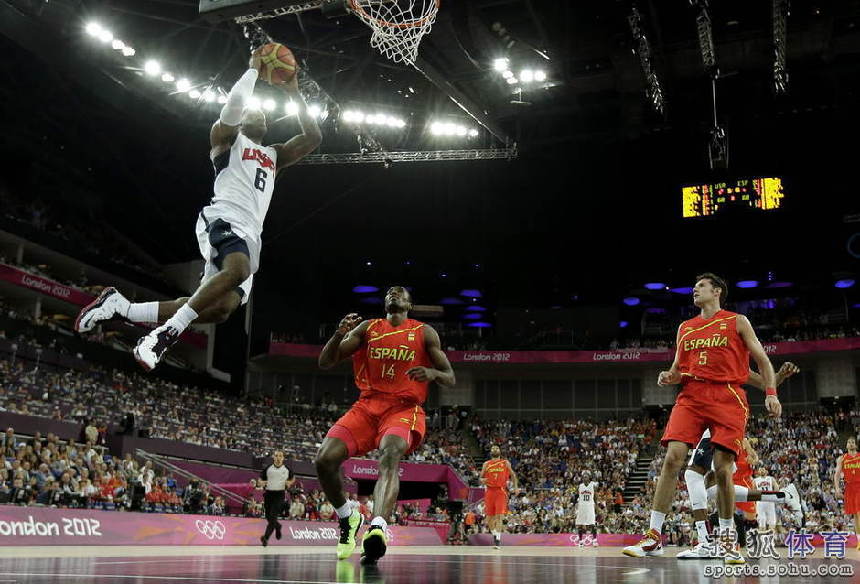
[255,450,294,546]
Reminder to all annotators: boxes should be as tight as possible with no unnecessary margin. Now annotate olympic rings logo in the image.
[195,520,227,540]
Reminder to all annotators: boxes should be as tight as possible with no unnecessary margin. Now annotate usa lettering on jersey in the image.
[242,148,275,170]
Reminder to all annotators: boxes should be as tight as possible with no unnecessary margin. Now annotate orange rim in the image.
[349,0,440,30]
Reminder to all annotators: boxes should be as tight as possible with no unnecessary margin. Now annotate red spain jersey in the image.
[352,318,431,404]
[482,458,511,490]
[844,453,860,483]
[677,310,750,385]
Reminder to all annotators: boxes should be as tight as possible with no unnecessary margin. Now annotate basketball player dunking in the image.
[74,48,321,370]
[622,273,780,565]
[315,287,456,564]
[480,445,518,549]
[834,437,860,550]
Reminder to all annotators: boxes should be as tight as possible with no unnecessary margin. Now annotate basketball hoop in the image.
[348,0,440,66]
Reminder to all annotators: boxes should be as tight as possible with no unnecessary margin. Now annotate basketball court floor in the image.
[1,545,857,583]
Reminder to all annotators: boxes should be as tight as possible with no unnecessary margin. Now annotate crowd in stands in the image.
[0,428,226,515]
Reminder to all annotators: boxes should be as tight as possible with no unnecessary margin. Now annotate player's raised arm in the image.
[272,74,322,172]
[211,56,260,155]
[318,314,368,369]
[407,326,456,387]
[737,315,780,417]
[747,362,799,391]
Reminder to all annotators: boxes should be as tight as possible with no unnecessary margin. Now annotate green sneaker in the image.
[360,525,388,565]
[336,508,363,560]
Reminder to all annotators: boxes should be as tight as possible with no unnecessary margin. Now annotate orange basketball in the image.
[256,42,297,85]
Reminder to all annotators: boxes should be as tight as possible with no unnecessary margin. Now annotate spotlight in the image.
[455,126,467,136]
[506,76,518,85]
[189,89,201,99]
[85,22,102,37]
[202,90,215,103]
[519,69,534,82]
[430,122,443,135]
[395,119,406,128]
[111,39,125,50]
[307,103,321,118]
[144,60,161,76]
[468,129,479,137]
[246,96,261,110]
[534,70,547,82]
[97,29,113,43]
[217,95,228,104]
[285,101,298,115]
[502,70,514,79]
[161,72,174,83]
[262,99,276,111]
[175,78,191,93]
[121,46,135,57]
[493,58,509,71]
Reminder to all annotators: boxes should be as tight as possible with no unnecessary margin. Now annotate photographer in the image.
[183,480,205,514]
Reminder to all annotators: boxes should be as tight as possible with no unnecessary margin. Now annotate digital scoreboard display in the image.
[682,177,784,218]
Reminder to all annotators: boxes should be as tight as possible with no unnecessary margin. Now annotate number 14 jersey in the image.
[352,318,432,404]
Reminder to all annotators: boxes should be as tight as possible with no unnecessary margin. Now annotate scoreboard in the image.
[682,177,785,218]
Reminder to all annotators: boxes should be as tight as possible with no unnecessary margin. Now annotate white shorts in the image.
[756,502,777,528]
[576,506,595,526]
[195,213,259,306]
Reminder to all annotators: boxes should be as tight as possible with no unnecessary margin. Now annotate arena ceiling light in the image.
[493,58,509,72]
[644,282,666,290]
[519,69,534,83]
[342,110,405,129]
[262,98,276,112]
[175,78,191,93]
[144,60,161,76]
[161,72,175,83]
[835,279,856,289]
[121,46,135,57]
[188,89,201,99]
[430,121,479,138]
[352,285,379,293]
[736,280,759,288]
[623,297,640,306]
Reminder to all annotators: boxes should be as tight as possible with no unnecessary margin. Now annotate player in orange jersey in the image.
[316,286,456,564]
[480,444,518,549]
[834,437,860,550]
[622,273,780,565]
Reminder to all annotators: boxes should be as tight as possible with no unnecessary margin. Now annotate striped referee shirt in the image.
[260,464,292,492]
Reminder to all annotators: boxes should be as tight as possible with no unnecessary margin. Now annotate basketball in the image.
[256,42,297,85]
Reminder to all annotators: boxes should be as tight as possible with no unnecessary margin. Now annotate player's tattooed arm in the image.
[272,74,322,172]
[407,326,456,386]
[746,362,799,391]
[318,314,368,369]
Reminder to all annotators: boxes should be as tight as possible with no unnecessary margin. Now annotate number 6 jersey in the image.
[352,318,432,404]
[204,132,278,265]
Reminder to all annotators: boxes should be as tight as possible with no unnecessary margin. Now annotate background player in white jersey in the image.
[75,47,321,370]
[753,467,778,533]
[575,472,599,547]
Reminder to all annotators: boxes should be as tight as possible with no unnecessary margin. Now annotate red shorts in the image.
[845,482,860,515]
[325,396,425,458]
[661,380,749,456]
[485,488,508,516]
[734,473,756,514]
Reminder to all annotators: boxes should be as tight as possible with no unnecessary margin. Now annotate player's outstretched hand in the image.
[765,394,782,418]
[336,313,362,336]
[407,367,437,382]
[777,362,800,381]
[657,370,681,386]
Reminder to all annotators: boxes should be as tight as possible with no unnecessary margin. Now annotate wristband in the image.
[765,387,777,396]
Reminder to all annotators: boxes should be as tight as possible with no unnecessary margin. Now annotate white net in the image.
[349,0,440,66]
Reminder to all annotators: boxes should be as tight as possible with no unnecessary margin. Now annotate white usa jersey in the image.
[578,482,597,507]
[204,132,278,250]
[754,476,776,492]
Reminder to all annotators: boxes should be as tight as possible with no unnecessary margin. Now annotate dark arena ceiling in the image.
[1,0,860,322]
